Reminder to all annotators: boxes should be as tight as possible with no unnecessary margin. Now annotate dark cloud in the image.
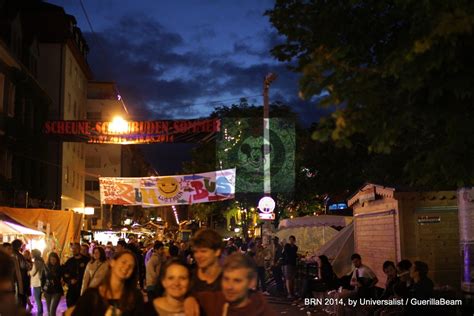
[85,13,324,133]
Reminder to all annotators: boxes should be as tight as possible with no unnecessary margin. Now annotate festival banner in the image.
[43,118,221,144]
[99,168,236,206]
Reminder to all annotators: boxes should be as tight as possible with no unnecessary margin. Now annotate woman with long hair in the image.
[144,258,190,316]
[70,250,144,316]
[43,252,63,316]
[81,246,109,295]
[29,249,46,315]
[316,255,337,289]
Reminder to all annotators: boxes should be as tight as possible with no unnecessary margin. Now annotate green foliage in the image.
[267,0,474,188]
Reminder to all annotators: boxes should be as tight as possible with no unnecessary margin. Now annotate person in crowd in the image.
[29,249,46,316]
[11,239,30,308]
[198,252,277,316]
[144,259,190,315]
[1,242,13,255]
[81,246,109,295]
[63,242,89,307]
[116,240,127,253]
[105,242,114,260]
[127,236,146,290]
[349,253,378,298]
[146,241,166,300]
[43,252,64,316]
[270,236,284,296]
[184,229,224,315]
[0,250,28,316]
[253,238,270,295]
[224,238,238,256]
[144,241,155,266]
[22,249,33,311]
[81,244,91,260]
[379,261,399,299]
[169,243,180,259]
[69,250,144,316]
[394,259,412,298]
[317,255,337,289]
[409,261,434,298]
[282,235,298,299]
[403,261,434,315]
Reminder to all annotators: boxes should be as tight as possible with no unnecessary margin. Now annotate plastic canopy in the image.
[0,220,45,236]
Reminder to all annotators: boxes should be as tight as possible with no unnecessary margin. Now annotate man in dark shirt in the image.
[271,236,284,295]
[11,239,29,308]
[62,242,89,307]
[406,261,434,315]
[185,229,224,315]
[380,260,399,299]
[282,235,298,299]
[198,252,277,316]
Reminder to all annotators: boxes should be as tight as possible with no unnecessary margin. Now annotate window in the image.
[7,82,15,117]
[0,73,5,113]
[0,149,12,179]
[85,180,100,191]
[67,93,71,114]
[87,112,102,120]
[85,156,101,168]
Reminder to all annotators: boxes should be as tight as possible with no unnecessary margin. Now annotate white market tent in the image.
[0,220,45,236]
[315,221,354,277]
[276,215,352,255]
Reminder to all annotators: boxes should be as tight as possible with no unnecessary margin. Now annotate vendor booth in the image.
[0,207,82,261]
[277,215,352,254]
[348,183,460,288]
[0,220,46,252]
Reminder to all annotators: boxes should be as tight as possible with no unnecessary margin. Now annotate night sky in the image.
[46,0,327,174]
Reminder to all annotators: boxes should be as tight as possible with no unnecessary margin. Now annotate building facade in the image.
[21,1,92,210]
[0,2,51,207]
[85,81,126,228]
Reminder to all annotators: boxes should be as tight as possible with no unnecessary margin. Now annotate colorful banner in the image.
[99,168,236,206]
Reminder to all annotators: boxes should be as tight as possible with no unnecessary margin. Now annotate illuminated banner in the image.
[99,168,236,206]
[43,118,221,144]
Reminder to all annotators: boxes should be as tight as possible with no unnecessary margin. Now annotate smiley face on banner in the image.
[157,177,180,198]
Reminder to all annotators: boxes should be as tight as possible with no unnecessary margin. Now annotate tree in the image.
[267,0,474,188]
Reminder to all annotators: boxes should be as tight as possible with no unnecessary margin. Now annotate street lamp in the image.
[263,73,277,196]
[108,116,129,134]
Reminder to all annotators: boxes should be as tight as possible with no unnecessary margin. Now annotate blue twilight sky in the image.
[45,0,326,173]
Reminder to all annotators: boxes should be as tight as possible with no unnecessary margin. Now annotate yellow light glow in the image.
[108,116,129,134]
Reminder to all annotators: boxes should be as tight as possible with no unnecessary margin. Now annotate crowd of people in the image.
[0,230,294,316]
[0,230,441,316]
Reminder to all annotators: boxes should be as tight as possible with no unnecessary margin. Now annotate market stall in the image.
[0,207,82,261]
[0,220,46,253]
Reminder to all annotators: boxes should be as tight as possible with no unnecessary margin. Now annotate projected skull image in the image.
[217,118,295,193]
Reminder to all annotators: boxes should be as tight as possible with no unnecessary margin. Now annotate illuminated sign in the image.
[43,119,221,144]
[259,213,275,220]
[258,196,276,220]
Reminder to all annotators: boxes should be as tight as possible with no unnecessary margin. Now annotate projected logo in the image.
[217,118,295,193]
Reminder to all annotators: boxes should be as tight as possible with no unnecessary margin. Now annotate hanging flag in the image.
[99,168,235,206]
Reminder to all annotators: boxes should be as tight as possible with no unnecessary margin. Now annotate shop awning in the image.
[0,220,45,236]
